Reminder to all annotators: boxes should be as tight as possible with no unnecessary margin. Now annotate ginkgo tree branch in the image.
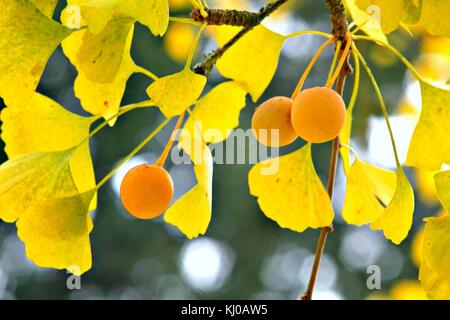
[300,0,352,301]
[191,8,260,26]
[193,0,289,76]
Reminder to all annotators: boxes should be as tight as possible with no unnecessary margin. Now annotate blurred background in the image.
[0,0,449,300]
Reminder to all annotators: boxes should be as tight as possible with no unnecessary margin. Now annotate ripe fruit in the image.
[251,96,297,147]
[291,87,346,143]
[120,164,174,219]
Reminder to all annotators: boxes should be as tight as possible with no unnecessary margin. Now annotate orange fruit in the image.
[291,87,346,143]
[251,96,297,147]
[120,164,174,219]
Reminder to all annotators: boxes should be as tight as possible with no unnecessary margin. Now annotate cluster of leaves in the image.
[0,0,449,300]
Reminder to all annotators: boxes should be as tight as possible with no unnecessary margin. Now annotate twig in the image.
[191,8,260,26]
[300,0,352,300]
[193,0,288,76]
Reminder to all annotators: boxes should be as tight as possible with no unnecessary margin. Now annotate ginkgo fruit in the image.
[120,164,174,219]
[291,87,346,143]
[251,96,297,147]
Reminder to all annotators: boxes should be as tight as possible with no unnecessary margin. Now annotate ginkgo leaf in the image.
[355,0,405,34]
[147,69,207,117]
[435,170,450,210]
[389,280,428,300]
[164,145,213,239]
[215,25,285,102]
[403,0,422,25]
[71,19,135,83]
[0,0,71,107]
[248,144,334,232]
[62,24,136,124]
[180,81,248,154]
[420,214,450,299]
[31,0,59,18]
[422,214,450,278]
[370,168,415,244]
[0,150,78,223]
[406,81,450,170]
[420,0,450,37]
[115,0,169,36]
[342,159,397,225]
[343,0,388,44]
[64,0,169,36]
[411,227,425,268]
[420,261,450,300]
[0,93,97,208]
[17,190,95,276]
[0,149,95,274]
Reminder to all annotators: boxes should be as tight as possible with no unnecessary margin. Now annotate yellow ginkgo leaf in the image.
[64,0,169,36]
[342,159,397,225]
[147,69,207,117]
[0,150,77,223]
[0,0,71,107]
[0,93,97,209]
[370,168,415,244]
[355,0,405,34]
[422,214,450,277]
[248,144,334,232]
[415,169,440,206]
[180,81,248,154]
[420,261,450,300]
[420,214,450,299]
[31,0,58,18]
[435,170,450,211]
[403,0,422,25]
[164,145,213,239]
[17,190,95,275]
[215,25,285,102]
[115,0,169,36]
[62,24,136,124]
[406,81,450,170]
[420,0,450,37]
[73,19,135,83]
[411,227,424,268]
[343,0,388,44]
[389,280,428,300]
[0,149,95,274]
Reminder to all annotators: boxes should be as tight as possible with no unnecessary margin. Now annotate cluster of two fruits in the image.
[252,86,347,147]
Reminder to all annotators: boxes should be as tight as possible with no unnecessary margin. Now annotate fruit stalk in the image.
[300,0,352,300]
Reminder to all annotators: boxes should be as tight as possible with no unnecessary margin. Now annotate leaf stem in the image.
[135,66,159,80]
[185,23,207,70]
[353,44,401,167]
[283,30,333,39]
[352,35,425,82]
[96,118,172,190]
[78,100,155,147]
